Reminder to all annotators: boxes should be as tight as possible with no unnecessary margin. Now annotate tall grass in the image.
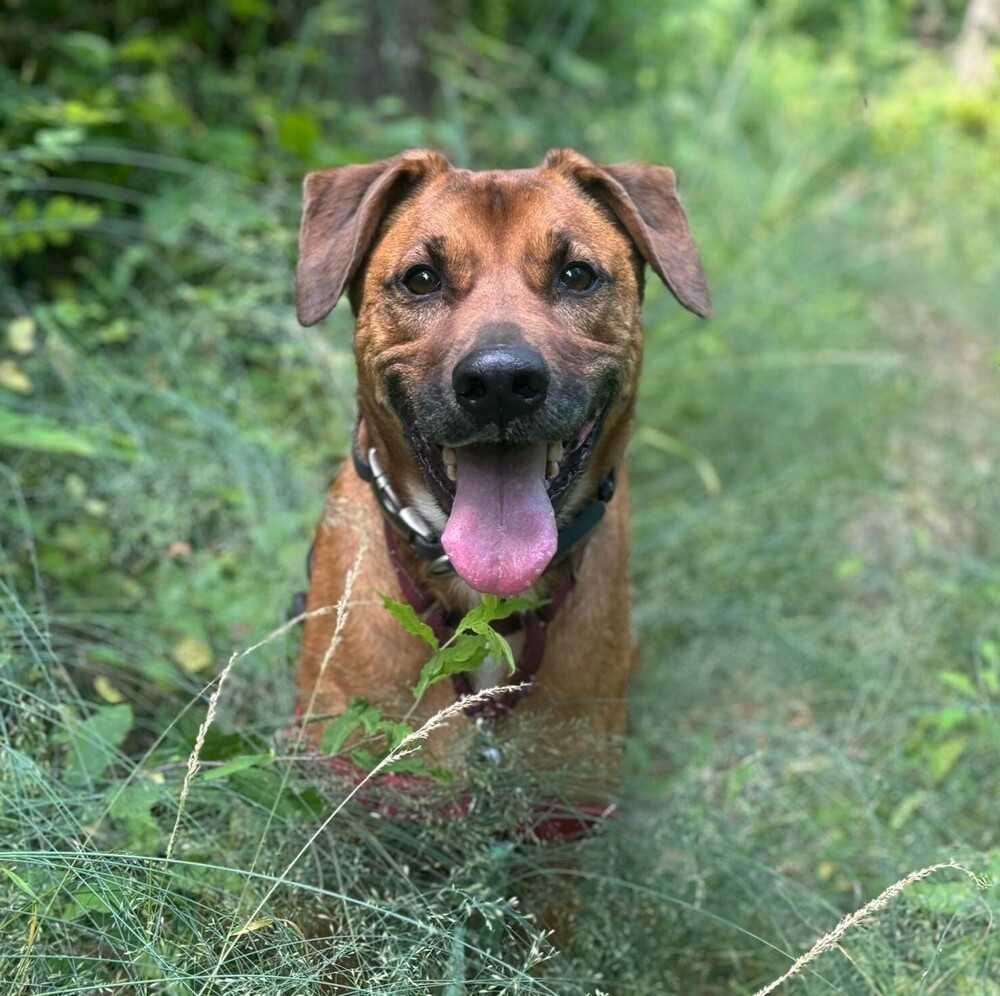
[3,11,1000,993]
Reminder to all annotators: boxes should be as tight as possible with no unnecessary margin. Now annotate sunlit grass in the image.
[3,28,1000,993]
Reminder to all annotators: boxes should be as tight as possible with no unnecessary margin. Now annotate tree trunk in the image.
[955,0,1000,88]
[347,0,457,110]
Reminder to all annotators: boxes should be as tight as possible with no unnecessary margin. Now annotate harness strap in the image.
[289,424,621,842]
[383,523,573,718]
[320,755,616,842]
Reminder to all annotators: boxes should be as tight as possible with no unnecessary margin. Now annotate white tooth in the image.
[442,446,456,465]
[547,441,564,464]
[445,463,457,482]
[546,460,559,479]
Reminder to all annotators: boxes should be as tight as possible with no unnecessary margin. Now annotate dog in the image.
[294,148,709,828]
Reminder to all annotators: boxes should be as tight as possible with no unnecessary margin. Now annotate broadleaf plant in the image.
[316,594,545,774]
[410,593,544,700]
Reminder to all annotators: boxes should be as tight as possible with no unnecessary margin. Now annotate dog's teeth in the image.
[442,446,457,481]
[547,441,564,464]
[546,460,559,479]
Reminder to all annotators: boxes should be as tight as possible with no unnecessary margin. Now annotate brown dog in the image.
[294,149,709,816]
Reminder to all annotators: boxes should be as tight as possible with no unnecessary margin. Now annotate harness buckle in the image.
[398,505,436,542]
[425,553,455,577]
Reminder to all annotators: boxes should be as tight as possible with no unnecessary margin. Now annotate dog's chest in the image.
[468,629,527,693]
[469,655,510,693]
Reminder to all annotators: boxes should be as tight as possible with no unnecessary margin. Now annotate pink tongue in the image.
[441,442,557,597]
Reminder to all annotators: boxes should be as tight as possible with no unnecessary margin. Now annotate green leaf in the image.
[380,593,439,649]
[490,632,515,672]
[104,779,163,849]
[427,765,457,786]
[929,704,970,734]
[414,634,490,700]
[384,721,413,750]
[202,753,272,781]
[927,735,967,784]
[64,885,126,921]
[277,109,320,158]
[458,593,544,634]
[321,712,363,754]
[888,790,928,830]
[2,866,38,901]
[320,698,382,753]
[0,407,135,459]
[0,408,97,457]
[64,703,133,787]
[347,749,427,776]
[939,670,976,696]
[382,755,432,775]
[353,700,384,735]
[348,747,383,771]
[227,767,319,820]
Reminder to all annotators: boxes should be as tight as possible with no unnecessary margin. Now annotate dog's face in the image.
[297,149,709,597]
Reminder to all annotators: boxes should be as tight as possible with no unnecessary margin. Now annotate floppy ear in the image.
[296,149,450,326]
[543,149,711,318]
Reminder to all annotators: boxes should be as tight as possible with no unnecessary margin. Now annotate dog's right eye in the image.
[558,261,599,293]
[401,265,442,296]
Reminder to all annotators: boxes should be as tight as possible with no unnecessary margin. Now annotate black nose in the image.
[452,345,550,424]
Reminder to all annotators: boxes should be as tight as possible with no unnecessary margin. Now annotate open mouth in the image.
[408,412,605,597]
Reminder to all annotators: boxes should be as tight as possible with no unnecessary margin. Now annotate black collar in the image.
[351,423,616,578]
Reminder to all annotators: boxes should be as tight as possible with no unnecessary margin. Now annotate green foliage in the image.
[2,0,1000,992]
[305,593,543,777]
[401,591,543,699]
[60,702,134,787]
[317,695,422,775]
[0,407,113,457]
[320,698,391,754]
[379,591,440,649]
[904,643,1000,792]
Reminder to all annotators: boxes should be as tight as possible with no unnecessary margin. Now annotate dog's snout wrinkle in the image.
[452,344,550,425]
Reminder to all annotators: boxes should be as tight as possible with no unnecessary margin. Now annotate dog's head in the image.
[297,149,710,597]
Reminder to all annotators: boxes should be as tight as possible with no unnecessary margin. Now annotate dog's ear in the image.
[296,149,450,326]
[543,149,711,318]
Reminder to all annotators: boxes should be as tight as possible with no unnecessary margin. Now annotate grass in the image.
[3,29,1000,994]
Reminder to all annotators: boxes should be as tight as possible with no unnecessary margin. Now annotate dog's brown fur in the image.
[294,149,709,800]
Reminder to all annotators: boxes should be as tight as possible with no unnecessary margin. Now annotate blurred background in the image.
[2,1,999,992]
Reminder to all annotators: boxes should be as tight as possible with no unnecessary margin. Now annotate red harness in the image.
[383,522,573,719]
[292,443,619,842]
[321,754,616,843]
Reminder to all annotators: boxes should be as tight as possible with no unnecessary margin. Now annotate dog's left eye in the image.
[401,265,442,296]
[559,262,598,293]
